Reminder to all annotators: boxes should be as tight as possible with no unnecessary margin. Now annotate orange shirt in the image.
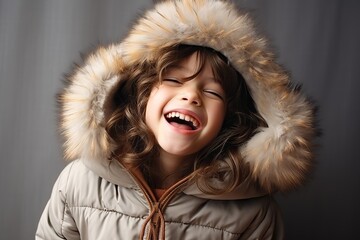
[154,188,166,200]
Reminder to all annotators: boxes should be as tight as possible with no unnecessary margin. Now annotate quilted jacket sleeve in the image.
[239,196,285,240]
[35,162,80,240]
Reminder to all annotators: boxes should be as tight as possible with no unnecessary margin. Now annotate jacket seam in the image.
[60,161,76,237]
[67,206,242,235]
[67,205,146,220]
[165,220,241,236]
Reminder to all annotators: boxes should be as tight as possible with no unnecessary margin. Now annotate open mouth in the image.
[165,111,200,131]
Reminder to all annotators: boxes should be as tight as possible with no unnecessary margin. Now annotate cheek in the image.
[145,87,166,128]
[145,89,157,126]
[146,87,160,108]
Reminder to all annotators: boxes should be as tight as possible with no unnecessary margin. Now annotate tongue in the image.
[170,122,192,130]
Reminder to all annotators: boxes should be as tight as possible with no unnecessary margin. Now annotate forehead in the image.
[164,52,221,84]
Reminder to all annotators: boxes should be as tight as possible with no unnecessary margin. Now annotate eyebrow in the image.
[167,64,188,72]
[165,64,217,81]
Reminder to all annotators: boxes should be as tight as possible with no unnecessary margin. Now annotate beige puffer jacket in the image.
[36,0,316,239]
[36,159,283,239]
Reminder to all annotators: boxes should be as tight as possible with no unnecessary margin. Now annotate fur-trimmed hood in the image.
[59,0,316,194]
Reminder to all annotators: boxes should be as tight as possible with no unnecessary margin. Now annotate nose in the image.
[180,90,201,106]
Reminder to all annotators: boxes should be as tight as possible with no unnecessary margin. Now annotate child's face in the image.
[145,52,226,161]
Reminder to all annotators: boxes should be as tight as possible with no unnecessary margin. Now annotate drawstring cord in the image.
[138,175,193,240]
[139,202,166,240]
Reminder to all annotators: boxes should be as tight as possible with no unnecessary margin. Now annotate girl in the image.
[36,0,316,239]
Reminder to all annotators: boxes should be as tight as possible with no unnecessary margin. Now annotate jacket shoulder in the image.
[238,196,284,239]
[35,160,86,239]
[56,160,94,192]
[57,159,106,205]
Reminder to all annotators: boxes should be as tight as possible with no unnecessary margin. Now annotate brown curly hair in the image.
[105,44,267,194]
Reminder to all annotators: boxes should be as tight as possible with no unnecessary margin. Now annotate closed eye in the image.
[203,90,224,100]
[162,78,182,85]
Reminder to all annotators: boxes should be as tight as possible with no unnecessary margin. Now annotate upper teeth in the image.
[166,112,199,128]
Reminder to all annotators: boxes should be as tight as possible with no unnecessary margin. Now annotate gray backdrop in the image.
[1,0,359,239]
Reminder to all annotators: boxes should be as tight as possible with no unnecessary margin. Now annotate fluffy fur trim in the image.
[60,0,317,192]
[59,46,122,161]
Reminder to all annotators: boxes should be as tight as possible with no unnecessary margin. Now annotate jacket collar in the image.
[81,158,266,200]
